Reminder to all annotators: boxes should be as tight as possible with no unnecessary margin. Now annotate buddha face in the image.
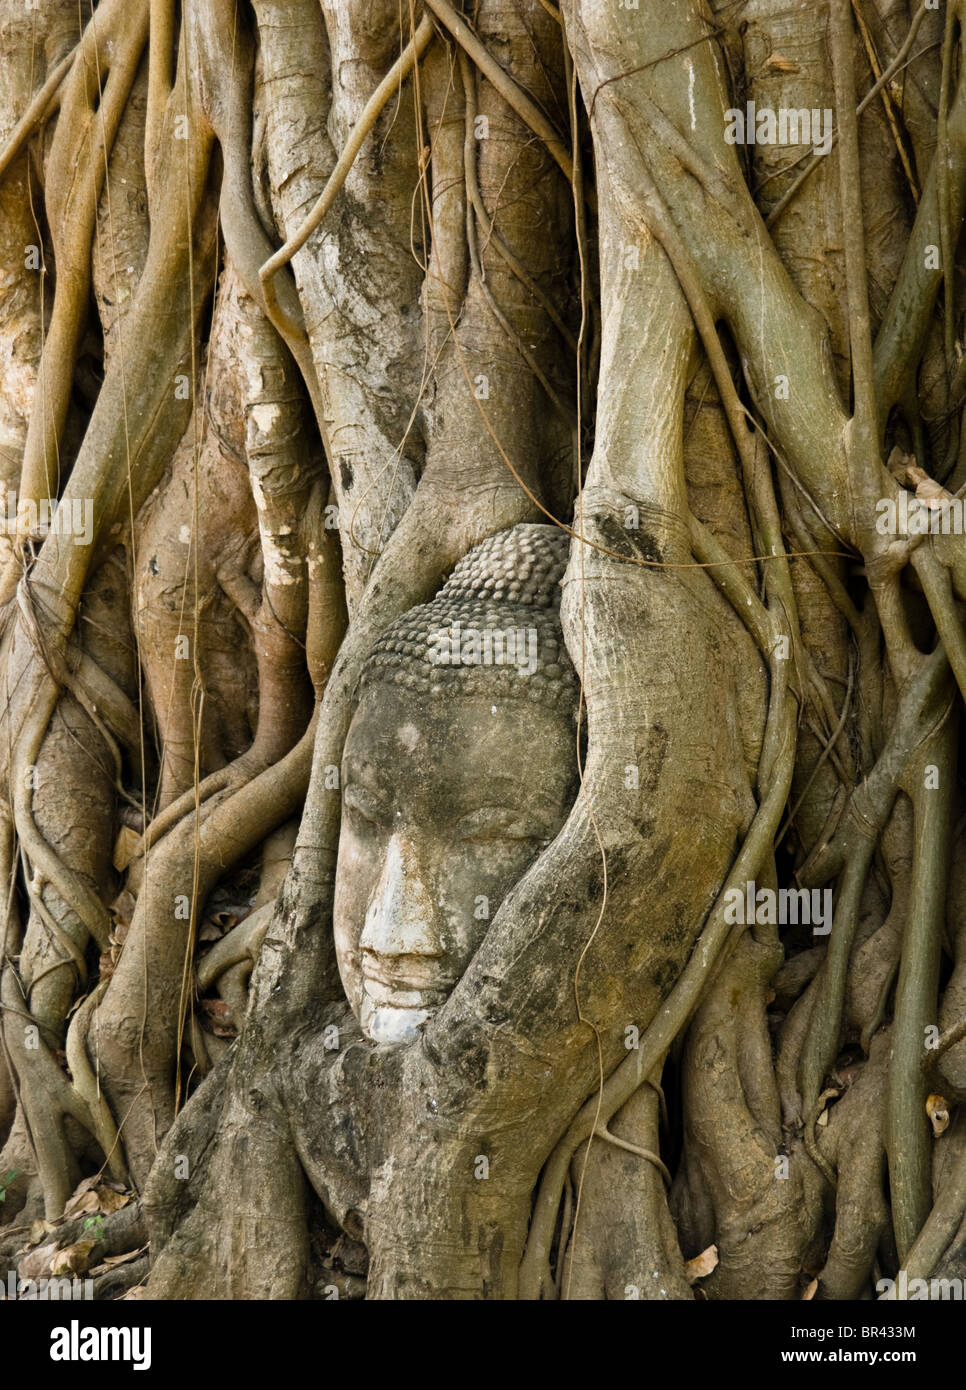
[334,680,577,1043]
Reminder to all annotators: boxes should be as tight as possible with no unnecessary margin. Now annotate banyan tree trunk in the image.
[0,0,966,1308]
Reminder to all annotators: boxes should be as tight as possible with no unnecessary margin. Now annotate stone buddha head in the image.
[334,524,580,1043]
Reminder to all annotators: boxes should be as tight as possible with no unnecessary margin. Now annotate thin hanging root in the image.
[690,517,777,655]
[778,655,854,846]
[460,64,577,352]
[554,1173,573,1295]
[593,1125,671,1186]
[800,648,952,886]
[765,0,931,228]
[258,11,436,325]
[0,44,78,184]
[850,0,919,202]
[459,52,575,426]
[422,0,585,200]
[926,1016,966,1067]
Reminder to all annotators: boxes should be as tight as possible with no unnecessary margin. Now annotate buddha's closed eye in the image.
[344,785,552,847]
[343,784,391,827]
[455,807,552,845]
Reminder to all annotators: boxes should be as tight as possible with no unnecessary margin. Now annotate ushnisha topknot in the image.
[357,524,578,713]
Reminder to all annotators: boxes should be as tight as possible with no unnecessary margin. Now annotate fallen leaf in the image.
[17,1241,57,1280]
[765,53,799,72]
[27,1218,54,1248]
[927,1093,950,1137]
[63,1176,100,1217]
[102,1246,147,1266]
[112,825,140,873]
[915,475,954,509]
[684,1244,719,1283]
[94,1185,131,1214]
[64,1188,101,1218]
[816,1084,839,1126]
[52,1240,96,1276]
[111,887,137,923]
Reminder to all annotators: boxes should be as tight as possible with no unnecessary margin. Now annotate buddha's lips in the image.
[361,953,453,1005]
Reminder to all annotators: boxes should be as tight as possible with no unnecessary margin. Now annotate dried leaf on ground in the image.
[52,1239,96,1276]
[684,1244,718,1283]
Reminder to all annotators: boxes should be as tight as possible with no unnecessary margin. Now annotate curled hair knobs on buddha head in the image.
[357,524,578,715]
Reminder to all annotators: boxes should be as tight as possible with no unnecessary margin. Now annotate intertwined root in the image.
[1,0,966,1303]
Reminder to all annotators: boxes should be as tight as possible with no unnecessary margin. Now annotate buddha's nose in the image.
[360,833,441,958]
